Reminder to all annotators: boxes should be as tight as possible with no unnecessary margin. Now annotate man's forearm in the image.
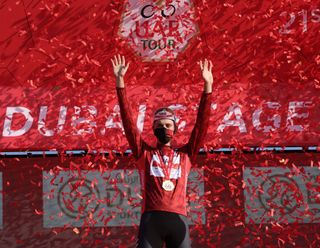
[116,87,142,158]
[204,82,212,93]
[116,77,125,88]
[185,90,212,162]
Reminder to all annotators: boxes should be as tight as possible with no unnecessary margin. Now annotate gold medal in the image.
[156,150,176,192]
[162,179,175,191]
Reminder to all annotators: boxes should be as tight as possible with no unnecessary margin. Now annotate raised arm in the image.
[111,54,143,159]
[183,59,213,163]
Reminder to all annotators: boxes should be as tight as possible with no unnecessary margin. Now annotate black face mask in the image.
[154,128,174,144]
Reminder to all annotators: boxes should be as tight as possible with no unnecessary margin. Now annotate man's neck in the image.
[157,142,171,148]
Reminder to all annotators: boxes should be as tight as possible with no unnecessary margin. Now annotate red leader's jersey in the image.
[117,87,212,216]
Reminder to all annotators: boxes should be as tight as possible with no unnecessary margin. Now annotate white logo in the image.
[119,0,198,61]
[150,153,181,179]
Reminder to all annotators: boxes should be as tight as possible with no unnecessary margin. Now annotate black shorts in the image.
[136,210,191,248]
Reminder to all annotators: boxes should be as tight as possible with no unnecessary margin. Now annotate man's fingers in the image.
[209,60,213,72]
[200,58,214,71]
[117,54,121,65]
[204,59,208,70]
[122,55,125,66]
[115,55,120,65]
[111,58,115,67]
[125,61,130,71]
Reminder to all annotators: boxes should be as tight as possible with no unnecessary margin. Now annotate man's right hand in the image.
[111,54,130,88]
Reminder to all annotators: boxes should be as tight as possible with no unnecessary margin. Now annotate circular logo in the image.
[58,178,101,219]
[258,174,304,215]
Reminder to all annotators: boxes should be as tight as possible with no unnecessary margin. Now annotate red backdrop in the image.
[0,152,319,247]
[1,1,320,247]
[0,0,319,151]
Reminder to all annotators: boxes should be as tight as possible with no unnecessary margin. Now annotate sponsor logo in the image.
[119,0,198,61]
[43,169,205,227]
[43,170,141,227]
[244,166,320,223]
[57,178,101,219]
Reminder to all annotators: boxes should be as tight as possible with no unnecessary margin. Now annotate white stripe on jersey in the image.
[150,153,181,179]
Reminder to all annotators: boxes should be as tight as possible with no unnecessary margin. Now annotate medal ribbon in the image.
[157,149,175,180]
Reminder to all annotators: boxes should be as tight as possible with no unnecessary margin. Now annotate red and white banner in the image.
[43,169,205,227]
[0,84,319,151]
[0,153,319,247]
[1,0,320,151]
